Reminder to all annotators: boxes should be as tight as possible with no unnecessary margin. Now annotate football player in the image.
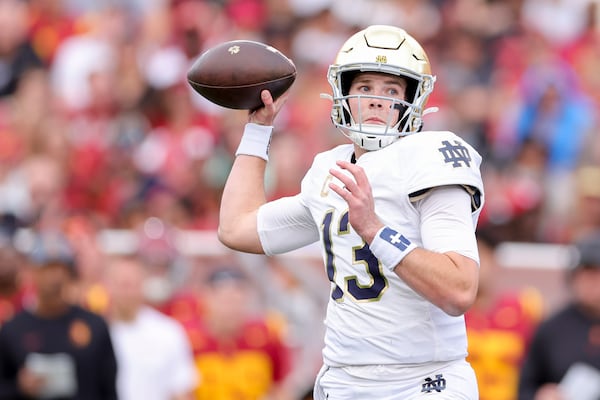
[218,25,485,399]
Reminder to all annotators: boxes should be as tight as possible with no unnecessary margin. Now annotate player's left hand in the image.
[329,160,383,244]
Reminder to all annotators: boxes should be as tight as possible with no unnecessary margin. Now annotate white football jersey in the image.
[258,130,484,366]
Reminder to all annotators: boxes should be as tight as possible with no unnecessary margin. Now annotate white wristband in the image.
[369,226,417,271]
[235,123,274,161]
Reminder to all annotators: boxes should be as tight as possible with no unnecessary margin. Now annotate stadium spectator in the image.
[511,62,595,174]
[104,253,198,400]
[518,231,600,400]
[0,241,31,328]
[218,25,485,398]
[566,165,600,242]
[477,138,547,243]
[26,0,81,64]
[193,265,292,400]
[0,230,117,400]
[0,0,44,98]
[466,233,542,400]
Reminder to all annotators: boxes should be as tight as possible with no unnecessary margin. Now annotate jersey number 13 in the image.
[321,210,388,302]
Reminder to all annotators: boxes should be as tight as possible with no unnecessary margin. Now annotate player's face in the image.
[572,266,600,315]
[32,263,73,301]
[347,72,407,126]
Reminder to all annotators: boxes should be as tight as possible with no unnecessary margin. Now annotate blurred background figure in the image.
[104,253,197,400]
[0,230,117,400]
[131,217,206,340]
[466,232,543,400]
[0,239,31,328]
[193,265,292,400]
[518,230,600,400]
[0,0,44,98]
[566,165,600,242]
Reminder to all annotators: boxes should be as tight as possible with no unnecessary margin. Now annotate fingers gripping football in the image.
[249,90,289,126]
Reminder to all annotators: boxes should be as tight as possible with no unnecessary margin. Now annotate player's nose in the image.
[368,97,385,108]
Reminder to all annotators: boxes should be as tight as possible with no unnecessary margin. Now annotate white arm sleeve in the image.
[414,185,480,264]
[257,195,319,255]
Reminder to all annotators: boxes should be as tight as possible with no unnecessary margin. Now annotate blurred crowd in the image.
[1,0,600,244]
[1,0,600,399]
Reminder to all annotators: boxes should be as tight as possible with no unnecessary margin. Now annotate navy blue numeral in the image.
[321,210,388,302]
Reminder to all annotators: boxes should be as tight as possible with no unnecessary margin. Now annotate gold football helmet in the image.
[324,25,436,151]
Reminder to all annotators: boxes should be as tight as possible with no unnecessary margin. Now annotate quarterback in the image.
[218,25,485,399]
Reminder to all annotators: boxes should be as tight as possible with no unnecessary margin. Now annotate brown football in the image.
[187,40,296,110]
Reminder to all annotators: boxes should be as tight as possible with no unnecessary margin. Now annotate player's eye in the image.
[386,87,401,97]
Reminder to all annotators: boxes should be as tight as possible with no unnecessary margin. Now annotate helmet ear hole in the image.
[341,71,359,96]
[340,71,359,126]
[405,78,418,104]
[342,108,352,126]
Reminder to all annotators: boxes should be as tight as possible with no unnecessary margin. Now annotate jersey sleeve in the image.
[405,132,484,211]
[257,195,319,255]
[415,185,479,262]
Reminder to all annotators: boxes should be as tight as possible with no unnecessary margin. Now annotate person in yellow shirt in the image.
[193,266,291,400]
[466,234,542,400]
